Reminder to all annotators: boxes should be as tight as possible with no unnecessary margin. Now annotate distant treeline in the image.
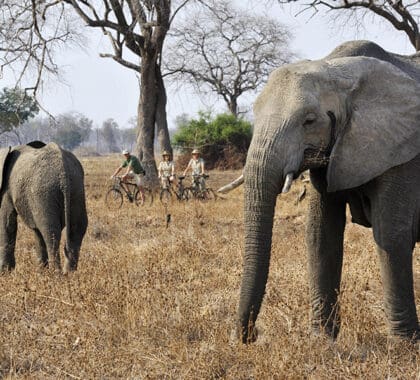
[0,112,137,155]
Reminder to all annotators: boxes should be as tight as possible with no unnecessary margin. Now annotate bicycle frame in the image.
[175,176,187,200]
[160,175,187,201]
[185,174,216,201]
[113,177,137,198]
[106,176,153,209]
[190,174,208,192]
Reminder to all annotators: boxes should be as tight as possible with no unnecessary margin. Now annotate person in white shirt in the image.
[183,149,206,190]
[158,150,176,188]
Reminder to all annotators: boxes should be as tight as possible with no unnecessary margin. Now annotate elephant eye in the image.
[303,114,316,127]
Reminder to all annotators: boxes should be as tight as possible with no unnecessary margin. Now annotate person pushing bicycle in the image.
[111,149,145,202]
[158,150,176,189]
[183,148,206,191]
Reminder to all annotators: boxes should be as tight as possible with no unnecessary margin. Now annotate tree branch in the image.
[164,0,295,115]
[99,52,141,71]
[278,0,419,51]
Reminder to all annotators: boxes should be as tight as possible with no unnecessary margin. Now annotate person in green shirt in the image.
[111,149,145,202]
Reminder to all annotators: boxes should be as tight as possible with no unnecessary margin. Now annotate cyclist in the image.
[111,149,145,202]
[158,150,176,189]
[183,148,206,190]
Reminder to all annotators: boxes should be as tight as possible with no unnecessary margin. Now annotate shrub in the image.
[172,112,252,169]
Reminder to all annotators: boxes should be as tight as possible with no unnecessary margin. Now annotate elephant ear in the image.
[0,146,11,198]
[326,56,420,192]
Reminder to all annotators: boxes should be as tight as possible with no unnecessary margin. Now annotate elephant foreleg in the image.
[0,199,17,271]
[307,170,346,339]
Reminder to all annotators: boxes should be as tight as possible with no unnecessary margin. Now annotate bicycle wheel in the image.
[160,188,172,206]
[183,187,195,201]
[143,187,154,206]
[179,188,190,201]
[135,188,154,206]
[105,188,123,210]
[201,188,216,202]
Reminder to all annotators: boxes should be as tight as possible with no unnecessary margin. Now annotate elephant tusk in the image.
[281,172,294,193]
[217,174,244,193]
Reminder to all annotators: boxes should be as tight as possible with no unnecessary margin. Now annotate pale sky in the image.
[2,3,416,130]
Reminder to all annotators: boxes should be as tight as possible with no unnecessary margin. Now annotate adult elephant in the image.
[238,40,420,343]
[0,141,88,273]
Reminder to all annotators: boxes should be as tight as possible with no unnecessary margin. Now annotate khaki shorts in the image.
[127,171,142,186]
[160,175,175,188]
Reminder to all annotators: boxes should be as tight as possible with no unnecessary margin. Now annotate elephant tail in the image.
[63,170,72,254]
[59,145,88,271]
[46,143,74,253]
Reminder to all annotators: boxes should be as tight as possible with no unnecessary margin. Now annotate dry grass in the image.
[0,155,419,379]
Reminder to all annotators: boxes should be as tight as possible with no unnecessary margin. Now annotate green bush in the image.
[172,112,252,169]
[0,87,39,134]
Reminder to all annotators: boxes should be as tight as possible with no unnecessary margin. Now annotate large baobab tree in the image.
[58,0,194,179]
[278,0,420,52]
[164,0,296,117]
[0,0,192,181]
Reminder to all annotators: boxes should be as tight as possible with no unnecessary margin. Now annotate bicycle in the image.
[159,175,190,205]
[105,176,154,210]
[186,174,216,201]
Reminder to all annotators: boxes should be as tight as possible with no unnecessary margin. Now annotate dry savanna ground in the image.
[0,155,419,379]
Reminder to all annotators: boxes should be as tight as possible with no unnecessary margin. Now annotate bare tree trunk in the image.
[155,65,172,155]
[136,55,159,187]
[136,47,173,187]
[228,98,238,117]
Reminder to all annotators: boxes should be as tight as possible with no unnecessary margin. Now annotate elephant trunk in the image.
[238,136,285,343]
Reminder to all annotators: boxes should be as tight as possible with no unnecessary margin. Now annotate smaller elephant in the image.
[0,141,88,273]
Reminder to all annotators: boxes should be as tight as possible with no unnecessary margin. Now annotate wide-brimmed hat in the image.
[162,150,170,156]
[122,149,130,155]
[192,149,200,154]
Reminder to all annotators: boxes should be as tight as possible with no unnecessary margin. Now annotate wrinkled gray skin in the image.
[0,141,88,273]
[239,40,420,343]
